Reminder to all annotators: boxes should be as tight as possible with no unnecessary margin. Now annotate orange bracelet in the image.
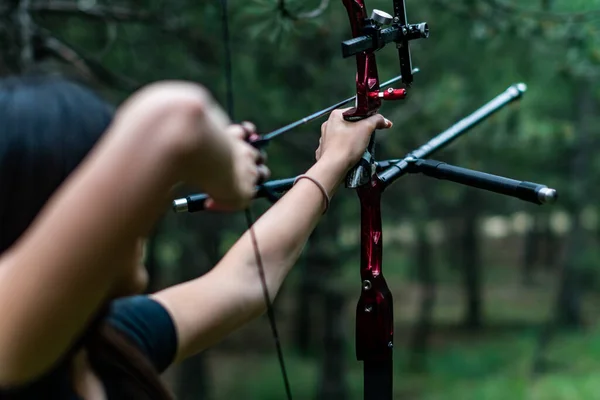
[293,175,330,214]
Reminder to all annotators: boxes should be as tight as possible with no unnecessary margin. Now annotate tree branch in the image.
[19,0,35,70]
[278,0,330,21]
[28,0,158,23]
[37,26,141,91]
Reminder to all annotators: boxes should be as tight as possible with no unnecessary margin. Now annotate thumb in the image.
[359,114,393,131]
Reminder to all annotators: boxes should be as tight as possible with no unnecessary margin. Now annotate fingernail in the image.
[384,118,393,127]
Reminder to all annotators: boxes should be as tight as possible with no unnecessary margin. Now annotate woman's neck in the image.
[72,350,107,400]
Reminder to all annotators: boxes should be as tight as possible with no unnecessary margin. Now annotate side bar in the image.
[407,159,558,205]
[173,177,297,213]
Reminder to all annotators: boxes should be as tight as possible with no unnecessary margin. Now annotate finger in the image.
[321,122,328,139]
[257,164,271,184]
[257,150,268,165]
[229,124,248,140]
[331,108,351,119]
[241,123,257,142]
[361,114,392,131]
[248,146,263,164]
[241,121,257,134]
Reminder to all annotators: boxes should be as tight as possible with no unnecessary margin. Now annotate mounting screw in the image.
[388,342,393,348]
[363,280,372,291]
[365,305,373,312]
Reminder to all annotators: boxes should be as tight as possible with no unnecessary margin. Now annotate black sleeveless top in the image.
[0,295,178,399]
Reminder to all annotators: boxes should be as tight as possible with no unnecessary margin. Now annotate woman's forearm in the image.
[218,157,348,309]
[152,158,349,361]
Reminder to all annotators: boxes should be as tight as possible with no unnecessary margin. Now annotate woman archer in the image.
[0,74,392,399]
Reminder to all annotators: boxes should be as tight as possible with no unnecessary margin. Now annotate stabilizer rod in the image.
[406,159,557,205]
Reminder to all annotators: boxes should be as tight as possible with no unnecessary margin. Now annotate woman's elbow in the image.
[112,81,213,167]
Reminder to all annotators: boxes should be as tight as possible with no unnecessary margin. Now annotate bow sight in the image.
[341,0,428,188]
[340,0,429,122]
[341,4,429,90]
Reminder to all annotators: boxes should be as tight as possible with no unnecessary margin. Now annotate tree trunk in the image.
[522,213,541,286]
[176,353,211,400]
[461,190,483,329]
[316,202,347,400]
[554,217,584,327]
[408,221,436,372]
[317,287,347,400]
[445,212,463,271]
[541,213,559,271]
[554,77,594,328]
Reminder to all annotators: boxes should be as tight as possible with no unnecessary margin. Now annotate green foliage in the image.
[215,354,319,399]
[399,326,600,400]
[208,304,600,399]
[573,245,600,291]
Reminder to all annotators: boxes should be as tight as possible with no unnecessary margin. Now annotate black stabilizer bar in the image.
[377,83,528,187]
[172,177,297,213]
[407,159,558,205]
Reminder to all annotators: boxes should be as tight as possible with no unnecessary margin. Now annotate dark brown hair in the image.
[0,75,173,398]
[88,324,174,399]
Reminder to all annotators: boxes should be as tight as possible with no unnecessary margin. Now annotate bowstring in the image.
[219,1,293,398]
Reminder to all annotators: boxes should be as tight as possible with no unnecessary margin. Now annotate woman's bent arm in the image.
[0,84,213,385]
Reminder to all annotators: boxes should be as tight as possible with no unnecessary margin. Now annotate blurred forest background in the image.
[2,0,600,399]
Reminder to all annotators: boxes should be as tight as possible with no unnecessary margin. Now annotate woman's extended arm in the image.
[152,110,392,362]
[0,82,256,385]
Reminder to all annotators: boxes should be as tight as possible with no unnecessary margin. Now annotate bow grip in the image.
[345,111,378,189]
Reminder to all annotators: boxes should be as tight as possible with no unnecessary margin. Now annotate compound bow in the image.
[173,1,558,400]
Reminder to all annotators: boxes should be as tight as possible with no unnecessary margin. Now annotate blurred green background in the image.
[3,0,600,399]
